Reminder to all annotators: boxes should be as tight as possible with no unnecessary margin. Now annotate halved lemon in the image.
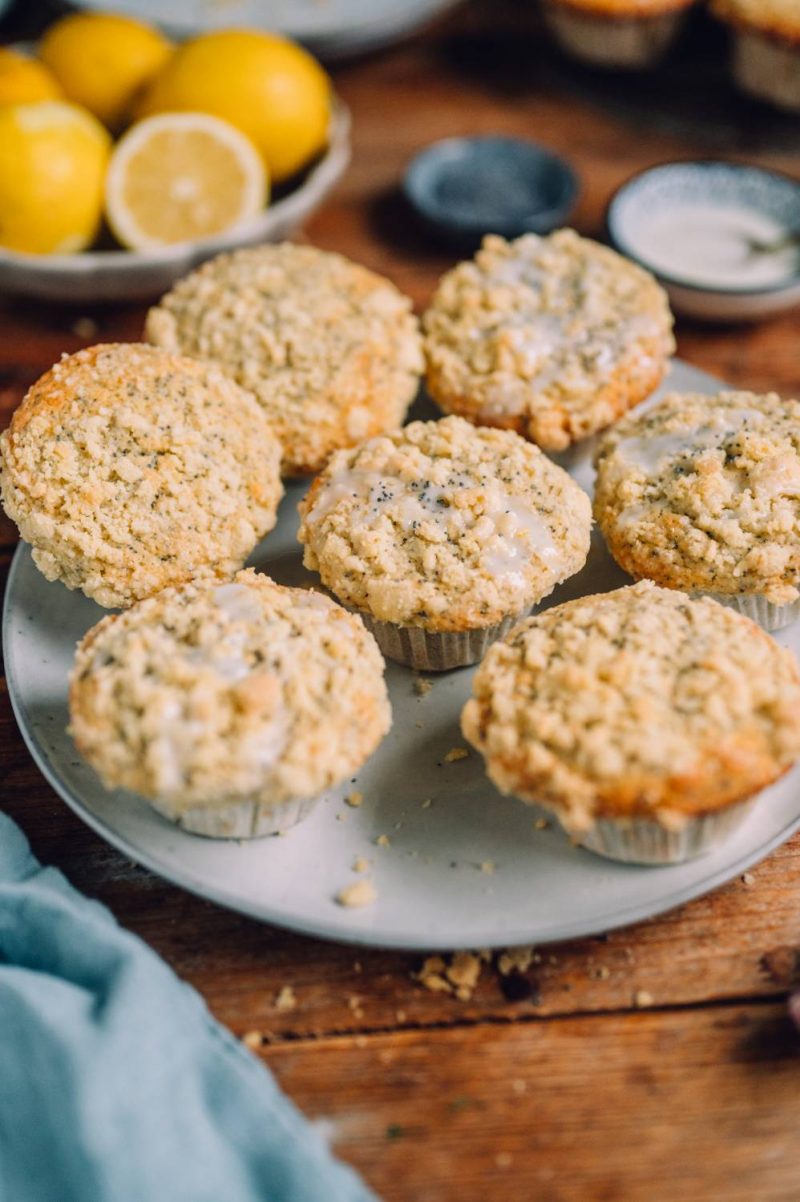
[104,112,268,251]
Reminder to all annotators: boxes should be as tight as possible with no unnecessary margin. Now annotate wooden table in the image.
[2,4,800,1199]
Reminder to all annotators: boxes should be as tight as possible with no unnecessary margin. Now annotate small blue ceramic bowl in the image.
[403,136,579,247]
[607,161,800,322]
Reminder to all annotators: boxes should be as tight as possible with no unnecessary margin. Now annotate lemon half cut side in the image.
[104,111,269,252]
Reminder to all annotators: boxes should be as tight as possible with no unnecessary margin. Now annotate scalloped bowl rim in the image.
[607,160,800,298]
[0,101,352,282]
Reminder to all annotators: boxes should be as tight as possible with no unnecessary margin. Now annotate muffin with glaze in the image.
[69,569,391,838]
[146,242,424,477]
[0,343,283,609]
[462,581,800,864]
[422,230,674,453]
[297,415,592,670]
[543,0,696,69]
[713,0,800,111]
[594,391,800,631]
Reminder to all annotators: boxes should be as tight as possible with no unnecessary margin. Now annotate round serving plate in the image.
[0,103,350,304]
[5,359,800,951]
[76,0,463,57]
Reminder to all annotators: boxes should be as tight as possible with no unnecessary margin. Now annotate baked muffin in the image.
[462,582,800,864]
[712,0,800,111]
[146,242,424,477]
[543,0,696,68]
[422,230,674,453]
[297,415,592,671]
[0,344,282,609]
[69,569,391,838]
[594,391,800,631]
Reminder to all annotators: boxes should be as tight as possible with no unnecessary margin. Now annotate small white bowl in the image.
[0,102,351,304]
[607,161,800,322]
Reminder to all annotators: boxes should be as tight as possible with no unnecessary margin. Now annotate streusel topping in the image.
[69,570,391,811]
[594,391,800,604]
[298,415,591,632]
[0,344,282,609]
[422,230,674,451]
[146,243,423,476]
[462,581,800,829]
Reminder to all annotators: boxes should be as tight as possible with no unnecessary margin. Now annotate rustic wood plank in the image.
[1,7,799,1200]
[1,7,800,1195]
[2,0,800,1039]
[3,722,799,1039]
[259,1003,800,1202]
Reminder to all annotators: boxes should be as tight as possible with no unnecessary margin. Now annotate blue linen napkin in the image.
[0,811,377,1202]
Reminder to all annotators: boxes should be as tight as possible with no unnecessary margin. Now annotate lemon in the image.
[105,112,268,251]
[137,29,331,183]
[0,102,110,255]
[39,12,172,129]
[0,48,62,106]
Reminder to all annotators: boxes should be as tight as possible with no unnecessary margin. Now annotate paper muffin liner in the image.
[158,794,320,839]
[729,28,800,112]
[359,609,533,671]
[693,590,800,634]
[576,798,757,865]
[542,3,688,68]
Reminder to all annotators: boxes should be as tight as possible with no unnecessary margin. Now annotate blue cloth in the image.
[0,812,377,1202]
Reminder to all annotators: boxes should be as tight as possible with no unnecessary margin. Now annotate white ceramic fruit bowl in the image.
[0,101,351,304]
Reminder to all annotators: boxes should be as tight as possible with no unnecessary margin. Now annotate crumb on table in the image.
[497,946,535,976]
[275,985,296,1013]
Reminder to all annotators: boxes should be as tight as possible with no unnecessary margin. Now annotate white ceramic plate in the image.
[78,0,463,57]
[5,360,800,951]
[0,104,350,304]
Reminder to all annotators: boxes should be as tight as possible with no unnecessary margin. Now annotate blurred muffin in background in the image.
[542,0,696,69]
[712,0,800,111]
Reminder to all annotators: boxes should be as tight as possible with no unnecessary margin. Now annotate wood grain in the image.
[262,1003,800,1202]
[2,771,799,1040]
[1,3,799,1196]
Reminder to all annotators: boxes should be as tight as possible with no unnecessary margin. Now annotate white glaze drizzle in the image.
[616,408,766,476]
[308,468,563,581]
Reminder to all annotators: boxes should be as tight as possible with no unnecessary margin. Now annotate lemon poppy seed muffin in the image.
[594,391,800,630]
[146,242,424,477]
[69,569,391,837]
[462,582,800,864]
[0,343,283,609]
[543,0,696,69]
[422,230,674,453]
[713,0,800,111]
[298,415,592,670]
